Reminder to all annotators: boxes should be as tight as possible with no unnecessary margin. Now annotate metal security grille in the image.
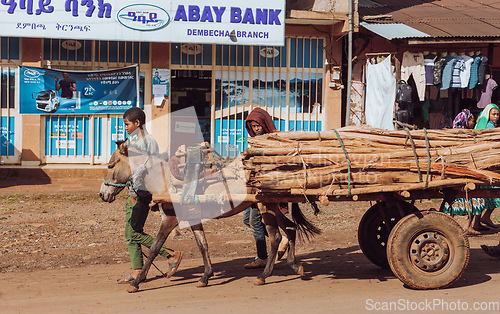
[44,114,125,164]
[0,37,20,163]
[42,39,150,164]
[43,39,149,69]
[172,37,325,156]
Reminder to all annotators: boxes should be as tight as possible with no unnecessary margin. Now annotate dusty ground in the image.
[0,191,370,273]
[1,182,500,313]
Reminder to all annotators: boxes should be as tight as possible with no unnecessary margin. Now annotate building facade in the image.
[0,0,353,167]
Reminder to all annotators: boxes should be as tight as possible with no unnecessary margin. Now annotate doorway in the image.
[170,70,212,155]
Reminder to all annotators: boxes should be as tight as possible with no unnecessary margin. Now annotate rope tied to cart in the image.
[332,128,352,197]
[296,142,308,190]
[404,128,422,183]
[423,128,431,190]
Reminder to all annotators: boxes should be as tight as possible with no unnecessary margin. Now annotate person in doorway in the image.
[55,72,77,99]
[444,109,486,234]
[476,104,500,229]
[118,107,183,283]
[242,107,289,269]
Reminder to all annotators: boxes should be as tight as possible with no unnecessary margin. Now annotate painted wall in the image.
[21,38,43,166]
[150,42,171,153]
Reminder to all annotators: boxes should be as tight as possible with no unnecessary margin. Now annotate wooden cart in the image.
[155,186,500,290]
[154,127,500,290]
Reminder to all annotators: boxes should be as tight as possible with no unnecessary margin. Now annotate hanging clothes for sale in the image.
[433,53,447,85]
[451,55,465,88]
[401,51,426,101]
[469,55,482,89]
[424,53,437,85]
[365,55,396,130]
[477,55,489,86]
[441,54,457,90]
[460,55,474,88]
[477,78,498,108]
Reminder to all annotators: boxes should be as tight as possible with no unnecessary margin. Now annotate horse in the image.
[99,140,320,293]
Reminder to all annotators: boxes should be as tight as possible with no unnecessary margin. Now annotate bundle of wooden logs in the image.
[242,125,500,200]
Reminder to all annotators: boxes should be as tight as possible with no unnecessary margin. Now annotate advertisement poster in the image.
[0,0,285,46]
[19,66,138,114]
[152,68,170,96]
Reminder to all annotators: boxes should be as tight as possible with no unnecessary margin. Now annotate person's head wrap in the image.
[475,103,500,129]
[452,109,474,129]
[245,107,276,137]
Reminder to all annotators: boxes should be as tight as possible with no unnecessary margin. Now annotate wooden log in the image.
[289,178,486,196]
[151,188,500,206]
[152,193,309,204]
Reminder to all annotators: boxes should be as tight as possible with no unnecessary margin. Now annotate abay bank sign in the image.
[0,0,285,46]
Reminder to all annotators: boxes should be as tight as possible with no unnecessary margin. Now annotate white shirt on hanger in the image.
[460,55,474,88]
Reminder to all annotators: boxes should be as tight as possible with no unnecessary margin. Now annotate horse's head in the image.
[99,140,132,203]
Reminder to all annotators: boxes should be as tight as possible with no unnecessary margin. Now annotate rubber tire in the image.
[50,103,59,113]
[358,201,415,269]
[387,210,469,290]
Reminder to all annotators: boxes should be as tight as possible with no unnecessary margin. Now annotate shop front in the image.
[353,0,500,130]
[0,0,349,166]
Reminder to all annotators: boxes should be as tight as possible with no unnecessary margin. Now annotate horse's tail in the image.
[291,202,321,241]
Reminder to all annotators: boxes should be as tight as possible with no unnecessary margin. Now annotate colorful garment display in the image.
[477,79,498,109]
[401,51,426,101]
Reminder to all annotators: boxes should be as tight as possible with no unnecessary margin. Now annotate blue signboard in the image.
[0,0,285,46]
[20,66,138,115]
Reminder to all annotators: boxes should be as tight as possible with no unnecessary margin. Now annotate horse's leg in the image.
[128,205,178,293]
[191,223,214,287]
[276,213,303,276]
[254,203,281,286]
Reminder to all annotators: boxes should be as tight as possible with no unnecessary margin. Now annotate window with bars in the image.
[170,37,325,156]
[1,68,15,109]
[1,37,20,61]
[0,37,19,159]
[43,39,150,64]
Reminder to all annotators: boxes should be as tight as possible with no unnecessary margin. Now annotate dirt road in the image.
[1,180,500,313]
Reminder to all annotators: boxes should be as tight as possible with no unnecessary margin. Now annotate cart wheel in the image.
[387,210,469,290]
[358,201,415,269]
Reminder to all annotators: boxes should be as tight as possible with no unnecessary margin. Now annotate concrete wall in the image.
[150,42,171,153]
[21,38,43,166]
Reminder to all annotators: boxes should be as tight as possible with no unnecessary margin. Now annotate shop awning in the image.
[358,0,500,43]
[360,22,430,40]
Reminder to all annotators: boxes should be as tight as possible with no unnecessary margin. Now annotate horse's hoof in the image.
[127,285,139,293]
[196,281,208,288]
[254,277,265,286]
[297,265,304,276]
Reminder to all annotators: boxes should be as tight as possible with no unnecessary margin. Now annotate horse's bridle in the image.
[102,176,133,188]
[102,154,151,191]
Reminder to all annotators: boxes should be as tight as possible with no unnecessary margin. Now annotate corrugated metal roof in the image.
[360,22,431,39]
[358,0,500,39]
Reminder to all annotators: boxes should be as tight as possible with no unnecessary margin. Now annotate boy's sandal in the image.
[480,218,499,228]
[465,229,481,236]
[473,225,490,232]
[117,275,135,284]
[481,245,500,259]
